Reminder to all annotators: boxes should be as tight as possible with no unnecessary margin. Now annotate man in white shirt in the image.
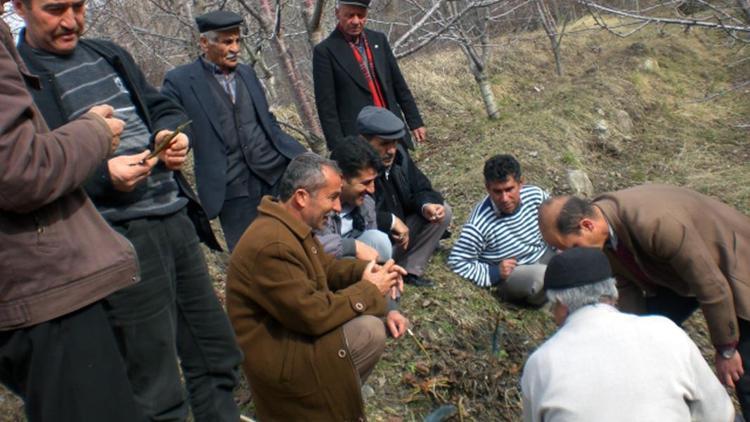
[521,247,734,422]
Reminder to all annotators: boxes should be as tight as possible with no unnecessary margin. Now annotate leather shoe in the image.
[404,273,434,287]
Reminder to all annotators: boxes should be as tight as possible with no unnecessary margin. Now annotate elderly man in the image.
[448,154,552,305]
[317,136,392,263]
[15,1,242,420]
[162,10,305,251]
[521,247,734,421]
[539,184,750,419]
[227,153,408,420]
[0,2,141,420]
[358,106,451,287]
[313,0,426,151]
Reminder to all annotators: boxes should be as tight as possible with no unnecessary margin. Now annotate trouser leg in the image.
[357,229,393,262]
[393,202,452,276]
[169,211,242,422]
[342,316,387,384]
[220,175,275,252]
[644,286,700,325]
[736,319,750,421]
[499,264,547,306]
[0,302,143,422]
[106,218,187,422]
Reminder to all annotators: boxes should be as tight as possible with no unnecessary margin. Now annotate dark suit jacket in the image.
[313,28,423,151]
[162,59,306,219]
[594,184,750,346]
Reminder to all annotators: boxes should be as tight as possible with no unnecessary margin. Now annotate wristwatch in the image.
[719,346,737,360]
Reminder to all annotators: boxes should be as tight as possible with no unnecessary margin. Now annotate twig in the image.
[689,80,750,103]
[407,328,432,363]
[458,396,466,422]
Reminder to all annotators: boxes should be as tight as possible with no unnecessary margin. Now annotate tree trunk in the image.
[475,71,500,120]
[738,0,750,24]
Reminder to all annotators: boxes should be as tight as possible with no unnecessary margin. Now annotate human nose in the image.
[60,8,77,29]
[365,182,375,194]
[332,198,342,213]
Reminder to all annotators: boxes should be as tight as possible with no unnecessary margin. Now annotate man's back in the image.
[522,304,733,421]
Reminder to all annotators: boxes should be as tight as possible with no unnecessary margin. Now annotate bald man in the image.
[538,184,750,419]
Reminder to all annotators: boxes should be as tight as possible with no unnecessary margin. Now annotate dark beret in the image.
[544,247,612,290]
[196,10,243,33]
[337,0,371,8]
[357,106,405,139]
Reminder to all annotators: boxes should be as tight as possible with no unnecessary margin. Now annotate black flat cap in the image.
[337,0,371,8]
[544,247,612,290]
[357,106,405,139]
[196,10,243,33]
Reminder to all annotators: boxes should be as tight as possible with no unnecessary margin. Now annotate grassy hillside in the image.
[2,16,747,422]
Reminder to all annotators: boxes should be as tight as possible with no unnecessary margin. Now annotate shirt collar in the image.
[200,56,236,75]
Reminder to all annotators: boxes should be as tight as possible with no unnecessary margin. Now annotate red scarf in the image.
[342,29,386,108]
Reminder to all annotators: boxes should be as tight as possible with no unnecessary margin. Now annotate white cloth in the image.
[521,304,734,422]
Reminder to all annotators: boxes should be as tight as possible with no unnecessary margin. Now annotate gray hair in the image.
[200,31,220,42]
[546,277,619,314]
[278,152,341,201]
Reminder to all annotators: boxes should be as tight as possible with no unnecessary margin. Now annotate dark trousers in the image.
[646,288,750,420]
[0,302,143,422]
[109,209,242,421]
[220,174,276,252]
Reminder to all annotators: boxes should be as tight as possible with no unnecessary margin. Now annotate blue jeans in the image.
[108,209,241,421]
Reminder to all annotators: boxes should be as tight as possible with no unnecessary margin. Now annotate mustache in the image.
[225,52,238,60]
[54,27,80,37]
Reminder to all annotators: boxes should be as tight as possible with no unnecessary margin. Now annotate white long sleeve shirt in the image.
[521,304,734,422]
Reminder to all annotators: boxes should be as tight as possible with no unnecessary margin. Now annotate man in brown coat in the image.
[0,1,141,419]
[227,152,408,420]
[539,184,750,419]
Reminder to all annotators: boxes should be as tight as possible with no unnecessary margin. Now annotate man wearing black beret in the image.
[358,106,451,287]
[163,10,306,252]
[521,248,733,421]
[313,0,427,151]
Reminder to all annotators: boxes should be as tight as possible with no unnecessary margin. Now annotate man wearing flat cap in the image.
[313,0,427,151]
[359,106,451,287]
[163,10,306,251]
[521,247,733,421]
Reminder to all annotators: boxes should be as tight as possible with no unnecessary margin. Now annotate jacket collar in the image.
[257,196,313,240]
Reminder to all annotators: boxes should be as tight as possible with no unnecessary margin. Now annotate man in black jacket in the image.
[358,107,452,287]
[14,0,241,420]
[313,0,426,151]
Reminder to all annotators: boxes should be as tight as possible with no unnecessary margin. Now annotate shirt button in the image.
[311,246,317,254]
[354,302,364,311]
[338,349,347,358]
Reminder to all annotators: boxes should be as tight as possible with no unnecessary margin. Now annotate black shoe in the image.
[404,273,434,287]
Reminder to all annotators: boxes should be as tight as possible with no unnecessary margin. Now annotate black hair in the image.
[483,154,522,184]
[330,136,383,179]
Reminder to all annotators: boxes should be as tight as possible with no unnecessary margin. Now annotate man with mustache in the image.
[358,106,452,287]
[14,1,242,420]
[0,1,141,419]
[313,0,426,151]
[163,10,306,252]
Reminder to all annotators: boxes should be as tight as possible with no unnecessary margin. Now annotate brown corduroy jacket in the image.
[594,184,750,347]
[227,196,386,421]
[0,19,138,330]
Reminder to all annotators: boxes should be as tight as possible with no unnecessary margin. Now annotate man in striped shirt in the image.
[448,155,553,305]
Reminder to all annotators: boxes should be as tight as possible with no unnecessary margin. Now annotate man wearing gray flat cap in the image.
[163,10,305,252]
[313,0,427,151]
[521,247,733,422]
[358,106,451,287]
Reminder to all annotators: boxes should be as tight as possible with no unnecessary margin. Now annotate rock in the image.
[593,119,609,138]
[641,58,660,73]
[566,170,595,197]
[592,119,622,155]
[361,384,375,401]
[423,405,458,422]
[614,109,634,136]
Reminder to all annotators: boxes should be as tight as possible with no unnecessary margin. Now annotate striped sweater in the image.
[448,185,550,287]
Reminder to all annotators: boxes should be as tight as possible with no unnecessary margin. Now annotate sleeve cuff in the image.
[488,265,502,286]
[341,239,357,257]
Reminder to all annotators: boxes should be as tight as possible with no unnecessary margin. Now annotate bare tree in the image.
[536,0,567,76]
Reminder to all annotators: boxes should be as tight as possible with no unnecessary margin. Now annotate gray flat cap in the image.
[338,0,371,8]
[196,10,243,33]
[357,106,405,139]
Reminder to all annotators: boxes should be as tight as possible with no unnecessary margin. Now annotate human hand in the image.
[715,350,744,388]
[108,150,158,192]
[87,104,124,154]
[386,310,409,338]
[499,258,518,280]
[362,259,401,296]
[422,203,446,224]
[355,240,381,262]
[154,129,189,170]
[411,126,426,144]
[387,262,406,300]
[391,217,409,250]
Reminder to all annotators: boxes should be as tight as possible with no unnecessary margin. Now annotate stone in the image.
[614,109,634,136]
[567,169,595,197]
[641,58,660,73]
